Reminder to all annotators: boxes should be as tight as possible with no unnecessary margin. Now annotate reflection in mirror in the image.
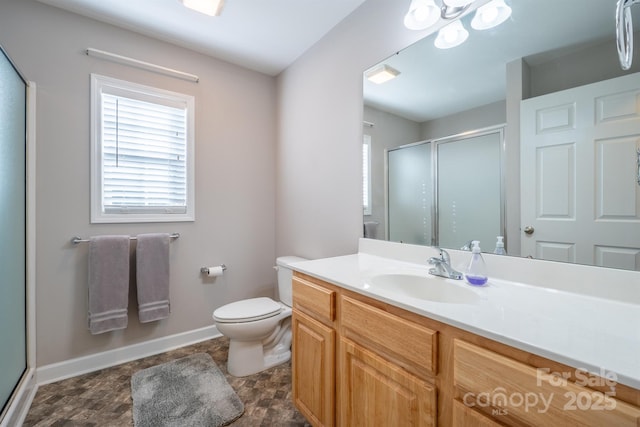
[363,0,640,271]
[386,126,503,251]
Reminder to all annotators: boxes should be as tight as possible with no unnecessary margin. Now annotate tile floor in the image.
[23,336,311,426]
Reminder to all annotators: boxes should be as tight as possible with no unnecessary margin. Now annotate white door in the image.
[521,73,640,270]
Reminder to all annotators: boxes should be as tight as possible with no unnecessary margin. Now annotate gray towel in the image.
[136,233,171,323]
[88,235,130,334]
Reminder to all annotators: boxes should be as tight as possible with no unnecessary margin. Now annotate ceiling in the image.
[364,0,638,122]
[34,0,639,120]
[36,0,367,76]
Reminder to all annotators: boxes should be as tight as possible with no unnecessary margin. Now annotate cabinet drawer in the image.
[454,339,640,426]
[341,295,437,377]
[292,275,336,326]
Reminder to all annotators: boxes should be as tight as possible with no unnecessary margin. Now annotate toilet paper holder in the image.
[200,265,227,275]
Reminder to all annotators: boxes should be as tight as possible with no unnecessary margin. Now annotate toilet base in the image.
[227,339,291,377]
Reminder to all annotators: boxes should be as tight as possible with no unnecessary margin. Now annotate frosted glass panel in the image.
[437,133,502,250]
[388,142,432,245]
[0,48,27,415]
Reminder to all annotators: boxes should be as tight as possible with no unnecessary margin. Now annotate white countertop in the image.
[291,248,640,390]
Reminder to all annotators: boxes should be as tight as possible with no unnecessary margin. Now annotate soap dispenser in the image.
[494,236,507,255]
[465,240,488,286]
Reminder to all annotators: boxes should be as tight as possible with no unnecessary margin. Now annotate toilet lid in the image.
[213,297,282,323]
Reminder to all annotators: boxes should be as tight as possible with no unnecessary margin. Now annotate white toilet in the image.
[213,256,307,377]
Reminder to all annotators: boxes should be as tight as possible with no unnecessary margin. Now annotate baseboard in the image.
[1,368,38,427]
[37,325,221,385]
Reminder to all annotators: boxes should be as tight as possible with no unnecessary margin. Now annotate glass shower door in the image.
[437,130,502,250]
[0,46,27,417]
[387,142,433,245]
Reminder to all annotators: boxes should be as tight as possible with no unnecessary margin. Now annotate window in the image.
[91,74,195,223]
[363,134,372,215]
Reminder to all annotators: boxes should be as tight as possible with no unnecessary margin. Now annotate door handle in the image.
[524,226,535,235]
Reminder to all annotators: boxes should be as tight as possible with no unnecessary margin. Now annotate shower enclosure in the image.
[387,126,504,251]
[0,45,28,423]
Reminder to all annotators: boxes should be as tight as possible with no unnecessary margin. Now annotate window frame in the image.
[90,74,195,223]
[363,134,372,216]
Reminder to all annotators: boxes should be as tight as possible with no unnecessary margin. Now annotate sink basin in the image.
[367,273,480,304]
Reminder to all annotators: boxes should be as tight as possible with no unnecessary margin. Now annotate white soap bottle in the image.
[464,240,488,286]
[494,236,507,255]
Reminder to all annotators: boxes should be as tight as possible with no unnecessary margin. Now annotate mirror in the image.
[363,0,640,271]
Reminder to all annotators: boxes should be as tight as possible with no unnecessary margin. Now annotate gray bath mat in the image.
[131,353,244,427]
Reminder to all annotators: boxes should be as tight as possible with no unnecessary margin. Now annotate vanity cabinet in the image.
[293,272,438,426]
[291,271,640,426]
[339,337,437,426]
[340,295,437,380]
[292,274,337,427]
[451,399,502,426]
[339,295,437,426]
[453,339,640,426]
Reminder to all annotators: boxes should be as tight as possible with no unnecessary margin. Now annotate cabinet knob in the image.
[524,226,535,235]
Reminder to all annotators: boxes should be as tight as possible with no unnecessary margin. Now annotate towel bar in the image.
[71,233,180,245]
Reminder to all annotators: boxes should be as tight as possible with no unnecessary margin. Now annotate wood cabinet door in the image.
[452,400,504,427]
[292,310,335,427]
[338,337,437,427]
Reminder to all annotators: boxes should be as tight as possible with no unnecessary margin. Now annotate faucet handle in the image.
[428,256,442,265]
[434,247,450,263]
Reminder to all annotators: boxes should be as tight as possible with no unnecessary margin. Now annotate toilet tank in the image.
[276,256,308,307]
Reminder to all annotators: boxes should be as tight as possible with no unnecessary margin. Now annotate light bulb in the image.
[481,6,499,24]
[179,0,224,16]
[404,0,439,30]
[414,7,429,22]
[471,0,512,30]
[434,20,469,49]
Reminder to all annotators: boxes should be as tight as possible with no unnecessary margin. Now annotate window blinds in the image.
[101,93,187,214]
[363,135,372,215]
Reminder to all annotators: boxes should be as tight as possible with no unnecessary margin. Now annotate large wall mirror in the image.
[363,0,640,271]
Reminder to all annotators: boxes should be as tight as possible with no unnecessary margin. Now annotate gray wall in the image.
[528,35,640,98]
[276,0,441,259]
[421,100,506,141]
[0,0,277,366]
[363,105,421,240]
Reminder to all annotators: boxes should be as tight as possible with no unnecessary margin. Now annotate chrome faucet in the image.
[460,240,474,251]
[428,248,463,280]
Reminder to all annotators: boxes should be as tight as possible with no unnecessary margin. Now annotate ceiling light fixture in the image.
[404,0,440,30]
[403,0,512,49]
[471,0,512,30]
[365,64,401,84]
[179,0,224,17]
[440,0,474,19]
[442,0,474,7]
[434,20,469,49]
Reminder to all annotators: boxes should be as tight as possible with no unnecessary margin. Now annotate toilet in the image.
[213,256,307,377]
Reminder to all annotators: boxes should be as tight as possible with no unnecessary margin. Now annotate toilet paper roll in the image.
[205,266,225,277]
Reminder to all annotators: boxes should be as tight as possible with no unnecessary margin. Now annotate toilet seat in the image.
[213,297,282,323]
